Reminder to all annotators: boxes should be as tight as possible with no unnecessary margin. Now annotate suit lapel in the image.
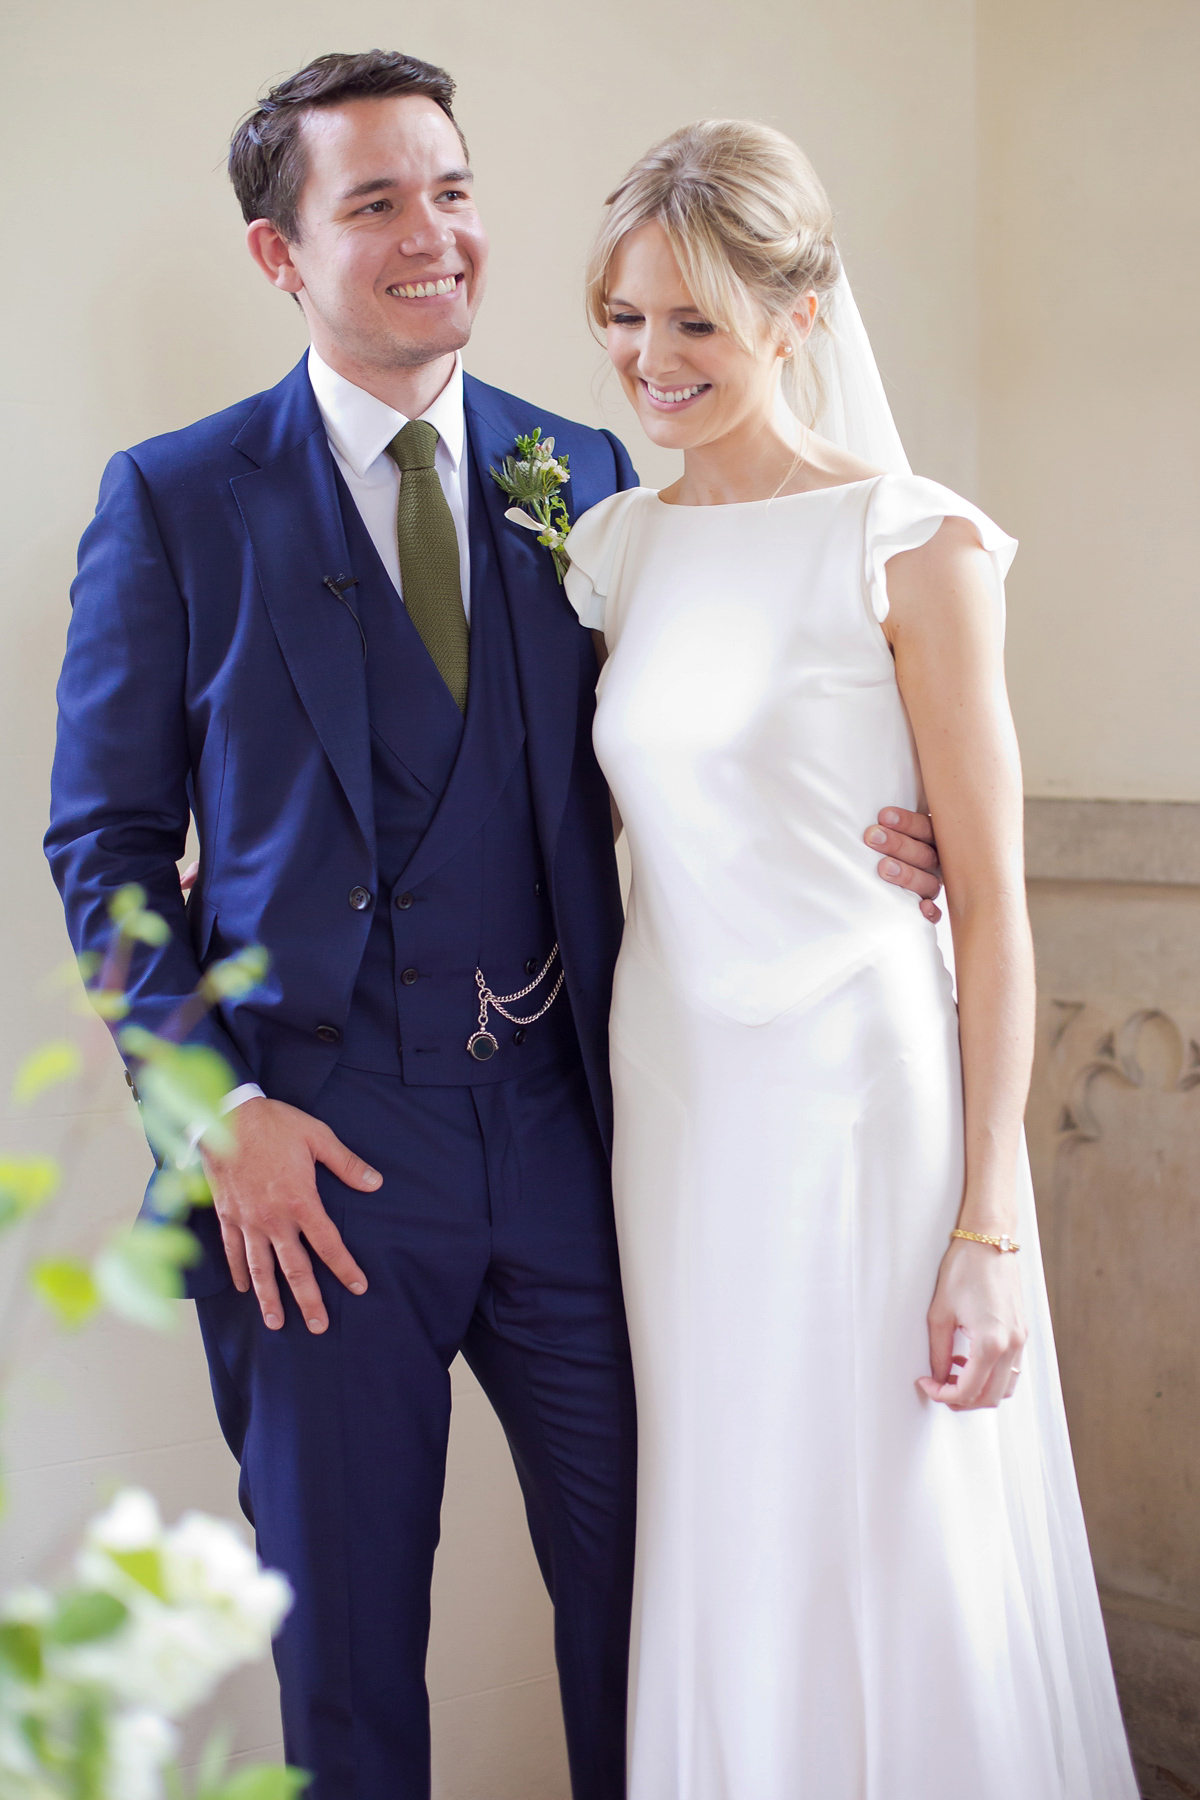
[230,363,374,850]
[463,378,583,867]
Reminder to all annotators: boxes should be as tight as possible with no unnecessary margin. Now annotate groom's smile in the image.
[246,92,489,413]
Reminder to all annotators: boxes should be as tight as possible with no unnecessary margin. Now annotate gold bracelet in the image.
[950,1228,1020,1254]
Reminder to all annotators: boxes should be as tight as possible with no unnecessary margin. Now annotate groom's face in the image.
[284,95,488,371]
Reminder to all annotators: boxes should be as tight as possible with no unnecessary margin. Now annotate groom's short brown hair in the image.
[229,50,467,243]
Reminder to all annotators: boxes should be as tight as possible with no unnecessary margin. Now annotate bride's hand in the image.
[917,1237,1027,1410]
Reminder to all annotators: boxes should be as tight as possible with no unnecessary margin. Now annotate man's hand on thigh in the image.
[202,1097,380,1333]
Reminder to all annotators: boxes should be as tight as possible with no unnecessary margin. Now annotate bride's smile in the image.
[602,216,827,503]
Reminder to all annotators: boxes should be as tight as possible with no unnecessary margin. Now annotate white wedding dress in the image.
[564,474,1137,1800]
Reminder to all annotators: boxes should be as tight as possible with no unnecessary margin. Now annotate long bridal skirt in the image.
[609,926,1138,1800]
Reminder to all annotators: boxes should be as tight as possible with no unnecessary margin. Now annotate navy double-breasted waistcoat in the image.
[46,358,635,1287]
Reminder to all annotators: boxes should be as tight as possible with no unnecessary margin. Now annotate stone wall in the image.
[1025,798,1200,1799]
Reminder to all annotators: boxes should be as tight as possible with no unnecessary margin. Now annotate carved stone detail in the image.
[1044,1001,1200,1153]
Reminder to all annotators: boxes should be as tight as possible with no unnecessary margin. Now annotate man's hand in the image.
[864,807,943,922]
[201,1096,379,1334]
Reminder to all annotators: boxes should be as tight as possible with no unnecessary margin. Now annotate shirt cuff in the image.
[181,1083,265,1166]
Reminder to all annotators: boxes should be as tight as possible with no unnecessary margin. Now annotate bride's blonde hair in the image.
[585,119,841,425]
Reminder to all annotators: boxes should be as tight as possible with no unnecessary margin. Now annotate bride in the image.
[563,121,1137,1799]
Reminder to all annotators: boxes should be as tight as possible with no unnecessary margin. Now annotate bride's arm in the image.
[883,517,1031,1411]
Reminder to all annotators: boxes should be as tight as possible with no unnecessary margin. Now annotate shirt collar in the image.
[307,345,465,480]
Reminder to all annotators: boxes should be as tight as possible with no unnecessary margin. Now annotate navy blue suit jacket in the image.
[46,357,634,1152]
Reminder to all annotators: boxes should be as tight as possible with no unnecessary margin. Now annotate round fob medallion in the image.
[467,1031,498,1062]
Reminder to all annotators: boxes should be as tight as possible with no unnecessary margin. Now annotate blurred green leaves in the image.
[11,1044,83,1109]
[0,1157,60,1230]
[31,1259,100,1331]
[95,1226,200,1332]
[0,892,292,1797]
[200,946,269,1004]
[202,1769,310,1800]
[28,1227,201,1334]
[108,885,171,947]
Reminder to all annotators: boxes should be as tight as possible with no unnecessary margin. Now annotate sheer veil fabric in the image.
[809,269,912,477]
[563,263,1139,1797]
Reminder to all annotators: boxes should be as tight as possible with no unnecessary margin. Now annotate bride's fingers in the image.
[926,1310,956,1386]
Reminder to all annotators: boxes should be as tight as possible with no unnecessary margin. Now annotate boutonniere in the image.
[490,429,572,583]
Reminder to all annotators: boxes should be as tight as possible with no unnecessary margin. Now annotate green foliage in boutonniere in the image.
[490,429,572,583]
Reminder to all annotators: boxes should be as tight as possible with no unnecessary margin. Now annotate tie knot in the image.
[387,418,439,472]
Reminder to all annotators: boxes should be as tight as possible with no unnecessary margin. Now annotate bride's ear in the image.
[788,289,819,347]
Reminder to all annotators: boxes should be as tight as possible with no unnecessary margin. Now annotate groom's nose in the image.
[396,208,456,261]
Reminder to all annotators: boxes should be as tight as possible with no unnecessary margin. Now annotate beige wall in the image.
[0,1,978,1790]
[978,0,1200,802]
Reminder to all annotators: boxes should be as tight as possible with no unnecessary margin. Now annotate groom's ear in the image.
[246,218,305,297]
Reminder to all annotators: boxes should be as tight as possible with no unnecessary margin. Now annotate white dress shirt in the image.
[194,349,475,1139]
[306,344,472,617]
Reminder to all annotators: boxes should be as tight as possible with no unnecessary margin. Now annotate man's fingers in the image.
[310,1122,382,1194]
[219,1219,251,1294]
[179,860,200,892]
[876,854,942,902]
[299,1207,369,1297]
[878,807,935,844]
[865,823,939,873]
[244,1231,285,1330]
[272,1233,330,1335]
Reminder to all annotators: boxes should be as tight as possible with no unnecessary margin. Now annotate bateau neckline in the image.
[650,475,884,511]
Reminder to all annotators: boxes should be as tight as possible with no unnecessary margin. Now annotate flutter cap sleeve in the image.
[864,474,1018,625]
[563,489,646,632]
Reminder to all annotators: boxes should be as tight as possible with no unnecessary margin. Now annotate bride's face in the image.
[604,221,783,451]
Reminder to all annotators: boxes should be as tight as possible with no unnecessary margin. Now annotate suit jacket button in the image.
[514,1029,527,1046]
[534,880,544,897]
[316,1024,341,1043]
[395,891,414,911]
[401,967,419,986]
[348,886,372,911]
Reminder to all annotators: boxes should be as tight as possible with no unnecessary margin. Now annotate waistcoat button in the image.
[534,880,544,897]
[348,886,372,911]
[316,1024,341,1043]
[401,967,419,986]
[525,957,538,976]
[514,1029,527,1046]
[395,891,414,911]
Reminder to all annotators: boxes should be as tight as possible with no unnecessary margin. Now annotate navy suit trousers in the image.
[196,1051,637,1800]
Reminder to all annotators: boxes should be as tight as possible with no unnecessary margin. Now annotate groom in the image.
[46,49,943,1800]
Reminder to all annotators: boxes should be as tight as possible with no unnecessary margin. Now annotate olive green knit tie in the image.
[386,420,469,713]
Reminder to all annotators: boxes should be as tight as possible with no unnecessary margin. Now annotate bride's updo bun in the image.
[586,119,841,422]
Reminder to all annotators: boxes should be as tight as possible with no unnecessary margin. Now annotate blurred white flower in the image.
[1,1586,53,1628]
[63,1490,291,1718]
[87,1489,162,1554]
[106,1708,178,1800]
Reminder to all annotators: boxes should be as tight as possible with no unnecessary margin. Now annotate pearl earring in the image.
[779,342,793,357]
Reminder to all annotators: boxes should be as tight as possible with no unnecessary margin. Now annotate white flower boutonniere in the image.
[490,429,572,583]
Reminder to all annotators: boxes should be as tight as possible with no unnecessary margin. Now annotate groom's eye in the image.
[358,200,392,215]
